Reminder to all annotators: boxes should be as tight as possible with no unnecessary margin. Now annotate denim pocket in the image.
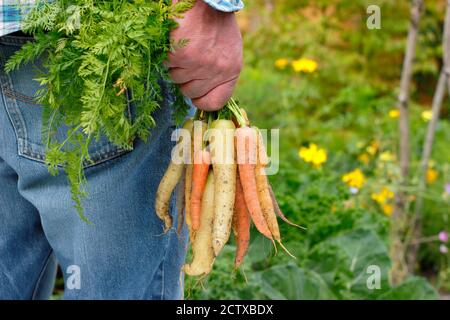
[0,37,132,167]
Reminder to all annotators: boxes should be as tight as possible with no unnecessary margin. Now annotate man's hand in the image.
[168,0,243,111]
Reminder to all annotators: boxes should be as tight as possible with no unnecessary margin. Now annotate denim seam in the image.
[157,231,170,300]
[160,257,166,300]
[159,194,179,300]
[0,50,29,158]
[0,36,34,46]
[0,43,133,168]
[0,79,132,167]
[78,223,92,299]
[30,249,54,300]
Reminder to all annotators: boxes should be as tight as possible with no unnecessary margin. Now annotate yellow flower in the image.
[388,109,400,118]
[379,151,395,162]
[421,110,433,122]
[371,187,394,204]
[358,153,370,164]
[366,140,379,156]
[382,204,393,216]
[342,169,365,189]
[299,143,327,168]
[292,58,318,73]
[426,168,438,184]
[274,58,289,69]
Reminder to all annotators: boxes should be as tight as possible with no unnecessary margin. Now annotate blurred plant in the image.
[439,231,449,243]
[342,169,365,190]
[187,0,448,300]
[426,168,439,184]
[299,143,327,168]
[274,58,289,69]
[382,204,394,216]
[389,109,400,119]
[291,58,318,73]
[379,151,396,162]
[421,110,433,122]
[371,187,395,204]
[366,140,379,157]
[358,153,370,165]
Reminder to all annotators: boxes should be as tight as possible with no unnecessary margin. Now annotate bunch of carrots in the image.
[155,99,300,276]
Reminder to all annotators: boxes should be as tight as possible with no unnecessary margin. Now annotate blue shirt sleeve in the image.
[202,0,244,12]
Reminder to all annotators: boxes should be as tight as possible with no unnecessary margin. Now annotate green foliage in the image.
[378,277,439,300]
[259,264,336,300]
[6,0,193,219]
[185,0,447,299]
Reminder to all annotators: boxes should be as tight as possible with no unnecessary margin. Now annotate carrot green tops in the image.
[0,0,244,38]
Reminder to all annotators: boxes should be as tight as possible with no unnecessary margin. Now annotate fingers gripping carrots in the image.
[155,99,302,276]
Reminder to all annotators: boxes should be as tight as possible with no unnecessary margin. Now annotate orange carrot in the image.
[232,206,238,236]
[256,129,295,258]
[256,167,281,241]
[190,149,211,231]
[186,120,207,231]
[235,126,272,240]
[255,130,281,242]
[234,176,251,268]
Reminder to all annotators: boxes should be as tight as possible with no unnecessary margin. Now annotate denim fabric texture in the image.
[0,34,188,300]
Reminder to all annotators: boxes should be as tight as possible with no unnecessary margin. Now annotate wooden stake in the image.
[390,0,424,285]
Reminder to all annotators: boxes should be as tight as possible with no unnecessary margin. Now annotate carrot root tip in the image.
[278,240,296,259]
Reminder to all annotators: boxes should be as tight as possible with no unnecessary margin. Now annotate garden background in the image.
[182,0,449,300]
[44,0,449,300]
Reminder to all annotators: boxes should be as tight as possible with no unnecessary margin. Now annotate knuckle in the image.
[184,46,201,62]
[200,54,215,69]
[194,95,219,112]
[180,85,193,98]
[193,99,210,111]
[210,94,227,110]
[234,56,243,74]
[169,69,178,79]
[230,49,243,75]
[215,57,231,73]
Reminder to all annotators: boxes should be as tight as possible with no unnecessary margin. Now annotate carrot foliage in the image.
[5,0,194,221]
